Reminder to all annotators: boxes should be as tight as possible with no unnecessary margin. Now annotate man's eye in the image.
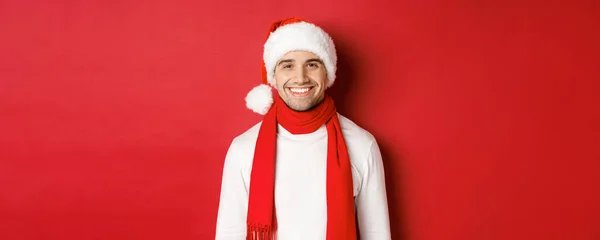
[283,64,292,69]
[308,63,318,68]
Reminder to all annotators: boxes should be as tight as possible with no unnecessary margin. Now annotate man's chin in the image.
[284,100,314,112]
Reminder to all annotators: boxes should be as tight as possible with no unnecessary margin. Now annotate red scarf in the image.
[246,93,357,240]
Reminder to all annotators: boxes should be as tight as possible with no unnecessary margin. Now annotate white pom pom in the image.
[245,84,274,115]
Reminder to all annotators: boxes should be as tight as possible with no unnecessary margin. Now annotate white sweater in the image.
[215,114,391,240]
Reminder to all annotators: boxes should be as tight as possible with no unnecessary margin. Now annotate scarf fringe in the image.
[247,224,276,240]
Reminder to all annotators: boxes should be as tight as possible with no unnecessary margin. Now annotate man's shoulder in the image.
[224,122,262,167]
[229,121,261,151]
[337,113,377,146]
[337,114,381,185]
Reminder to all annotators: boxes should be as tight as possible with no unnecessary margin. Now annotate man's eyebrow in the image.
[306,58,324,64]
[277,59,294,66]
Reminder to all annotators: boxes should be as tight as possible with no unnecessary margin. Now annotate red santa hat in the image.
[245,17,338,115]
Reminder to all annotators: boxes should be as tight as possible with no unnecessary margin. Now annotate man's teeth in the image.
[290,87,310,93]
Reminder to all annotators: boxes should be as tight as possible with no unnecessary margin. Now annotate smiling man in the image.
[215,18,391,240]
[274,51,326,111]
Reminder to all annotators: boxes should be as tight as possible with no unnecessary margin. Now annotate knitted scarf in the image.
[246,93,357,240]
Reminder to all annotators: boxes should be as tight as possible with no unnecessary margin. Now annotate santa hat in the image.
[245,17,338,115]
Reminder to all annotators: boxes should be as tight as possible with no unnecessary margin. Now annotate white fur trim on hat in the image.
[263,21,337,88]
[245,84,274,115]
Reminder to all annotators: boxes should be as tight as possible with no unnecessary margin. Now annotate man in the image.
[215,17,391,240]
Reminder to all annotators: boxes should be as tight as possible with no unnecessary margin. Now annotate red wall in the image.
[1,0,599,239]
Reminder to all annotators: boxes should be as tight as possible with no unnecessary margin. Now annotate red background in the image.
[1,0,599,239]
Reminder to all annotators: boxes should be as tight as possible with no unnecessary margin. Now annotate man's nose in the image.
[293,67,310,83]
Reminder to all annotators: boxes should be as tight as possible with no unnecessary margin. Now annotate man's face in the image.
[274,51,328,112]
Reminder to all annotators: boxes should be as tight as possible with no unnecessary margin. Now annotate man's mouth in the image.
[287,86,314,97]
